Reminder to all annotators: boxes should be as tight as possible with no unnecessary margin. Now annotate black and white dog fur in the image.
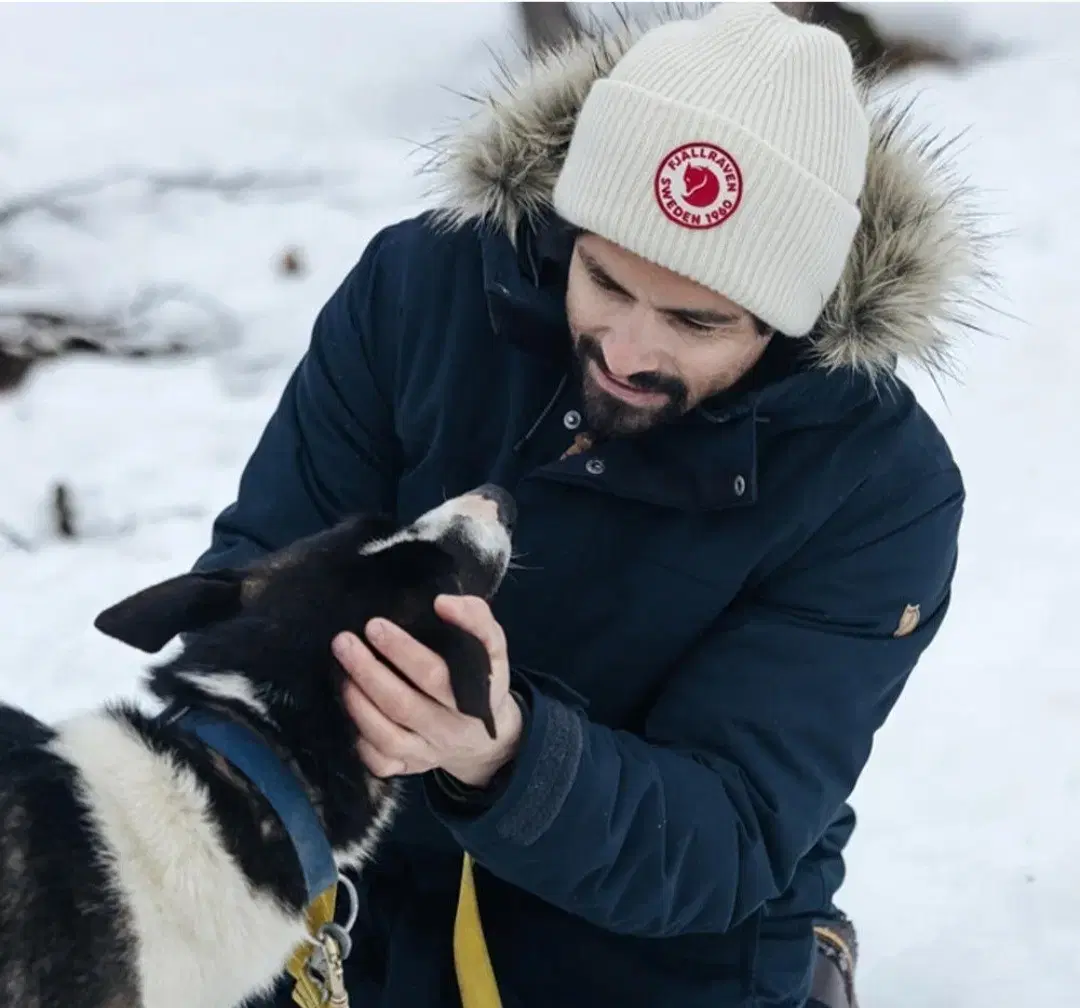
[0,485,515,1008]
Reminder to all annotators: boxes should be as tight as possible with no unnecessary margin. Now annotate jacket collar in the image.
[538,366,877,514]
[479,217,572,363]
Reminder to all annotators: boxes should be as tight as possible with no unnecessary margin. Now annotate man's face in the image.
[565,234,772,437]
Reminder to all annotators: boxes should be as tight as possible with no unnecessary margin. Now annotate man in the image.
[195,6,979,1007]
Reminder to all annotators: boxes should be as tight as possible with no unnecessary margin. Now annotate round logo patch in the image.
[654,142,743,230]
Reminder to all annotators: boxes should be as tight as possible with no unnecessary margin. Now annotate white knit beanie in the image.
[552,4,870,337]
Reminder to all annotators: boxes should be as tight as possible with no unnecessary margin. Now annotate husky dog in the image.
[0,485,515,1008]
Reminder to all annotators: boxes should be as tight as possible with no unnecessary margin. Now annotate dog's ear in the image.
[415,619,496,738]
[94,570,245,653]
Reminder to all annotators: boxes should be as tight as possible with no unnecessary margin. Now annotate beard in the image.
[572,332,689,438]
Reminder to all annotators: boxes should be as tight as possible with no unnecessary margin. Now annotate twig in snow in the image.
[104,505,208,539]
[0,501,209,553]
[0,310,122,358]
[143,168,327,201]
[0,282,243,395]
[0,167,333,230]
[53,483,76,539]
[0,520,32,551]
[0,351,33,392]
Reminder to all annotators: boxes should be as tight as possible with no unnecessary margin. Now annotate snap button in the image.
[585,458,605,476]
[733,474,746,497]
[563,410,582,430]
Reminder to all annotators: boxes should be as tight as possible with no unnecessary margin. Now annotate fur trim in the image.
[423,7,993,380]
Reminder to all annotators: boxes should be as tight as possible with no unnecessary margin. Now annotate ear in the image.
[94,570,245,653]
[415,619,496,739]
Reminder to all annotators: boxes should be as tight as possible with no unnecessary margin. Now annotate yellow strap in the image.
[287,885,339,1008]
[286,859,500,1008]
[454,853,503,1008]
[813,924,855,971]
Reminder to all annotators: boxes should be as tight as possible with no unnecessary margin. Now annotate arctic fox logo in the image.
[682,164,721,208]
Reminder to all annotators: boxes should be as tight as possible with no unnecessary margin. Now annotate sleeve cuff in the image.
[427,678,585,848]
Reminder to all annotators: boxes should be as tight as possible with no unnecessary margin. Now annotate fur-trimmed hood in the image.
[425,8,991,380]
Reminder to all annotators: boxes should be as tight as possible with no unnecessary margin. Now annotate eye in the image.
[674,316,718,336]
[587,265,630,299]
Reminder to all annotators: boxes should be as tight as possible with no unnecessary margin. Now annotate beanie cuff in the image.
[552,79,862,336]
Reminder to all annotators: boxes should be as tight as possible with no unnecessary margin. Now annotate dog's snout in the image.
[391,486,515,601]
[474,484,516,529]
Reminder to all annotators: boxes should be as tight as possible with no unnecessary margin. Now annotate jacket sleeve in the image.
[429,467,964,937]
[193,231,400,573]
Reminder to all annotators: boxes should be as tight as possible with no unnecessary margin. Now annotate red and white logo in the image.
[653,142,743,230]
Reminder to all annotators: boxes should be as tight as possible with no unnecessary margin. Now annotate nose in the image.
[474,484,516,530]
[599,321,657,380]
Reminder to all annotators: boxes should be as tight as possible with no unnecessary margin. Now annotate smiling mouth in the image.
[588,361,670,406]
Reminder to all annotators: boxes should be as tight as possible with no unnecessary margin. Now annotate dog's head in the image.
[94,485,516,737]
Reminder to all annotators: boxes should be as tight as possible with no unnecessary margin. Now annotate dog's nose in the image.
[474,484,516,530]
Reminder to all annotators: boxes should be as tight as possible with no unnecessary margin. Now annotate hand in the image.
[336,595,523,788]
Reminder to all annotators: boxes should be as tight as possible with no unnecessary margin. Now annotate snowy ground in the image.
[1,4,1077,1006]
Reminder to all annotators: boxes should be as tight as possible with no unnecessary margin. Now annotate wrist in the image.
[446,693,524,788]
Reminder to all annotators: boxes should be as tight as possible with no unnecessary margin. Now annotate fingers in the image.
[364,619,457,707]
[343,680,429,776]
[334,631,451,731]
[355,737,405,779]
[434,595,508,666]
[333,601,514,784]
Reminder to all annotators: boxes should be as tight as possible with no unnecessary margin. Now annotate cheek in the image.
[679,342,757,397]
[566,270,617,336]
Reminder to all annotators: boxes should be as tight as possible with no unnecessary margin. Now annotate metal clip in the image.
[318,927,350,1008]
[292,873,359,1008]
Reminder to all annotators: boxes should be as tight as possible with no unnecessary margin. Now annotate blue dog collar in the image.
[173,707,338,904]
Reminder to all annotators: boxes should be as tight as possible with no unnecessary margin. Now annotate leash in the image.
[170,707,356,1008]
[454,853,502,1008]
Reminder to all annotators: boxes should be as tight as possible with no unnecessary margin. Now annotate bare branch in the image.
[0,487,208,553]
[0,282,244,394]
[0,167,330,230]
[53,483,76,539]
[0,520,32,551]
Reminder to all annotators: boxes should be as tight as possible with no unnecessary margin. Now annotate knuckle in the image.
[358,742,382,773]
[485,621,507,657]
[370,717,396,748]
[457,596,479,619]
[420,660,447,687]
[346,689,373,726]
[385,692,412,723]
[365,746,402,779]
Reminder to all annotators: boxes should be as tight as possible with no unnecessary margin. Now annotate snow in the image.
[843,13,1080,1003]
[0,3,1077,1006]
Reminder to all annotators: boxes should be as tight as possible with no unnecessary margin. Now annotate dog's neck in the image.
[168,704,340,907]
[146,622,383,866]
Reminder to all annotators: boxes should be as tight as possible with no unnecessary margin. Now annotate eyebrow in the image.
[666,307,744,327]
[580,251,744,328]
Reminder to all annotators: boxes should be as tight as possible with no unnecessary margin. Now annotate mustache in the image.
[575,333,688,403]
